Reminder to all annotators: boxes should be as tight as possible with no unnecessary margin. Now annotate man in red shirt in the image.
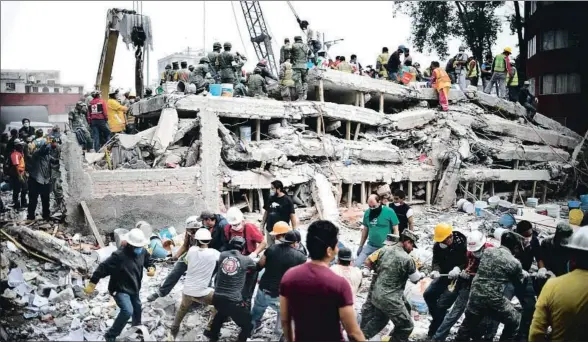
[87,90,111,152]
[9,139,27,209]
[279,220,364,342]
[223,207,266,258]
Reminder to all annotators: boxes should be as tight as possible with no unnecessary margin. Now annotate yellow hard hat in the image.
[434,223,453,242]
[569,209,584,226]
[270,221,291,236]
[504,47,512,53]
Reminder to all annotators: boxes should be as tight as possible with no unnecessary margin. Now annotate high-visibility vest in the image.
[467,60,479,78]
[493,54,507,72]
[432,68,451,90]
[507,68,518,86]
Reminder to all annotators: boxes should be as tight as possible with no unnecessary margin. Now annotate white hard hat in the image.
[185,216,202,229]
[493,228,507,241]
[195,228,212,241]
[467,230,487,252]
[459,45,465,52]
[123,228,149,247]
[564,227,588,252]
[226,207,244,225]
[135,221,152,238]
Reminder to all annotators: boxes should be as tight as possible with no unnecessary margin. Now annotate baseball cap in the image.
[401,230,418,248]
[338,247,353,261]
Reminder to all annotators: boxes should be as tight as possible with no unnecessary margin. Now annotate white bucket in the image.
[221,83,234,97]
[498,200,513,212]
[462,201,475,214]
[239,126,252,144]
[457,199,467,210]
[488,196,500,208]
[545,204,560,218]
[94,243,117,263]
[474,201,489,216]
[526,197,539,208]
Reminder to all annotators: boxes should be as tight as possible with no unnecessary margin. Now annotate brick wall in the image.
[0,93,82,115]
[88,167,201,198]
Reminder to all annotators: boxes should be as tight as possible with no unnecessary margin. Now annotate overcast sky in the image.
[1,1,518,92]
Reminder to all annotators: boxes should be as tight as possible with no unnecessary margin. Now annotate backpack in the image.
[446,56,456,72]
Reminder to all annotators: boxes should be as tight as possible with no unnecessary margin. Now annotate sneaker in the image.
[147,292,160,302]
[252,321,263,334]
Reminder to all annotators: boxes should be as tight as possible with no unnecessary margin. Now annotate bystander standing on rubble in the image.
[208,42,222,83]
[430,61,452,111]
[361,230,423,341]
[376,47,390,79]
[389,189,414,233]
[234,77,247,97]
[279,58,296,101]
[336,56,353,73]
[350,54,363,75]
[87,90,110,152]
[280,38,291,64]
[169,227,219,340]
[205,236,257,342]
[518,81,539,121]
[387,45,405,82]
[9,139,27,210]
[68,101,93,151]
[280,220,365,342]
[261,180,297,247]
[18,118,35,140]
[403,48,411,65]
[247,67,267,97]
[251,223,306,335]
[484,47,512,98]
[355,194,400,268]
[160,64,173,84]
[413,62,423,81]
[170,61,180,82]
[106,89,128,134]
[454,46,469,91]
[48,126,64,215]
[200,210,229,251]
[297,18,320,60]
[330,247,362,296]
[465,56,480,88]
[425,223,467,338]
[331,56,341,69]
[455,231,527,341]
[536,222,573,294]
[234,52,248,82]
[481,53,493,90]
[529,227,588,341]
[84,228,155,342]
[291,35,309,101]
[26,131,54,222]
[507,60,519,102]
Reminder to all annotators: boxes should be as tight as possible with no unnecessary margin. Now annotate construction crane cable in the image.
[231,1,249,58]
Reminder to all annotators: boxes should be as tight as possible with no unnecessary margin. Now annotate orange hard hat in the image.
[434,223,453,242]
[270,221,291,235]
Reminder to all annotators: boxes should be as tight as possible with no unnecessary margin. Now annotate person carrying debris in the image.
[529,227,588,341]
[251,223,306,335]
[280,38,292,64]
[355,194,400,267]
[291,35,310,101]
[191,57,215,94]
[330,247,362,296]
[208,42,222,84]
[200,210,229,251]
[9,139,27,210]
[376,47,390,79]
[484,47,512,98]
[175,61,190,82]
[389,189,414,234]
[425,223,467,338]
[518,81,539,121]
[280,220,365,342]
[261,180,297,247]
[26,132,55,222]
[147,216,201,302]
[387,45,406,82]
[454,46,469,91]
[205,236,257,342]
[432,230,496,341]
[455,231,527,341]
[169,226,220,340]
[430,61,452,111]
[215,42,238,86]
[279,58,296,101]
[336,56,353,73]
[234,77,248,98]
[247,67,268,97]
[536,222,573,294]
[360,230,423,341]
[68,101,93,151]
[106,88,127,135]
[84,228,155,342]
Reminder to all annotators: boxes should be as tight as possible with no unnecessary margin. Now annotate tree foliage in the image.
[394,1,504,62]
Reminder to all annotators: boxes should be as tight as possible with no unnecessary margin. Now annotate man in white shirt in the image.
[330,247,363,296]
[169,226,220,339]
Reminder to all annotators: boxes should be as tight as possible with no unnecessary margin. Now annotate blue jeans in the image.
[354,243,379,268]
[251,289,281,334]
[91,119,111,151]
[106,292,142,341]
[424,277,459,337]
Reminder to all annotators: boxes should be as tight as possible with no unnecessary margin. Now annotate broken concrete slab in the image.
[118,127,157,150]
[151,108,179,156]
[224,163,316,190]
[459,168,551,182]
[85,153,105,164]
[467,90,527,118]
[534,113,582,140]
[311,173,342,228]
[434,152,461,209]
[172,119,200,145]
[388,109,436,130]
[473,139,570,162]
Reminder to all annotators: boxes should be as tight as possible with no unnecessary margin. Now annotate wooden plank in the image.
[316,117,322,135]
[360,93,365,107]
[249,190,254,211]
[542,183,548,204]
[464,182,469,199]
[491,182,495,196]
[426,181,432,205]
[479,182,484,199]
[354,123,361,140]
[512,160,520,203]
[532,181,537,198]
[257,189,265,215]
[80,200,105,248]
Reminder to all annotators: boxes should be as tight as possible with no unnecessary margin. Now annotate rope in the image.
[231,1,249,58]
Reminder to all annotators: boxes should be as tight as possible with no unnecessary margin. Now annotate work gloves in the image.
[448,267,461,280]
[84,282,96,295]
[147,267,156,277]
[248,252,259,261]
[429,271,440,279]
[357,246,363,257]
[522,270,530,279]
[459,270,470,279]
[536,267,548,279]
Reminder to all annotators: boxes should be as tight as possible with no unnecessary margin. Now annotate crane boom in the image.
[239,1,279,77]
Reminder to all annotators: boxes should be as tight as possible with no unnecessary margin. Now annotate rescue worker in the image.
[4,129,18,161]
[234,52,248,82]
[279,58,296,101]
[161,64,173,83]
[507,60,519,102]
[466,56,480,88]
[9,139,27,210]
[206,236,257,342]
[147,216,201,301]
[446,55,457,84]
[256,59,278,82]
[84,228,155,342]
[247,67,267,97]
[291,36,310,101]
[261,180,298,247]
[106,89,127,134]
[280,38,291,64]
[376,47,390,79]
[360,230,424,341]
[26,131,55,222]
[425,223,467,338]
[455,231,527,341]
[402,59,418,84]
[355,194,400,267]
[19,118,36,140]
[316,50,329,70]
[216,42,238,85]
[123,91,137,134]
[191,56,215,93]
[403,48,411,64]
[330,247,362,296]
[430,61,452,111]
[518,81,538,121]
[413,62,424,81]
[144,88,153,99]
[481,54,493,91]
[199,210,229,252]
[208,42,222,84]
[538,222,573,280]
[169,228,219,340]
[188,65,194,73]
[171,61,180,82]
[68,101,93,151]
[386,45,406,82]
[297,19,321,59]
[336,56,353,73]
[484,47,512,98]
[251,223,306,335]
[529,227,588,341]
[432,230,495,341]
[423,65,433,79]
[234,77,248,98]
[48,126,64,215]
[454,45,469,91]
[389,189,414,233]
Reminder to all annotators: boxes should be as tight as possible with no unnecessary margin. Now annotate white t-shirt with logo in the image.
[183,246,220,298]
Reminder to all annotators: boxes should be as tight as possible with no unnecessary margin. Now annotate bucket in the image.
[498,214,516,228]
[526,197,539,208]
[239,126,252,144]
[580,194,588,205]
[545,204,560,218]
[209,84,222,96]
[462,201,475,214]
[159,226,177,240]
[221,83,234,97]
[474,201,488,217]
[498,200,513,212]
[488,196,500,208]
[148,238,169,259]
[569,209,584,225]
[406,278,431,315]
[535,204,548,216]
[568,200,581,209]
[457,199,467,210]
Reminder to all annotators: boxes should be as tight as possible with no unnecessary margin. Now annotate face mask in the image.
[523,237,531,247]
[270,190,276,197]
[369,204,380,210]
[24,123,30,128]
[275,239,284,245]
[134,247,143,255]
[394,202,402,207]
[439,243,448,249]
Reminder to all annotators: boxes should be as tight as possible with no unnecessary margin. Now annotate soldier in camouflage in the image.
[234,77,247,98]
[280,38,292,64]
[208,42,222,84]
[215,42,238,86]
[68,101,93,151]
[279,59,296,101]
[190,57,215,93]
[291,36,310,101]
[455,231,528,341]
[247,68,267,97]
[48,126,65,216]
[360,231,424,342]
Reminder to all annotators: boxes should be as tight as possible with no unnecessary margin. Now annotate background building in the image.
[524,1,587,134]
[157,47,205,83]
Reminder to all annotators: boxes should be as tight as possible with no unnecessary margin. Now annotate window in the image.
[527,36,536,58]
[542,31,555,51]
[32,86,39,93]
[64,87,72,93]
[541,75,555,95]
[5,82,16,91]
[541,73,581,94]
[541,30,579,51]
[567,73,581,93]
[529,1,537,15]
[47,79,56,86]
[42,87,49,93]
[528,78,536,96]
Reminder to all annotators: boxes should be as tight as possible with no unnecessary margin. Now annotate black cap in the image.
[338,247,352,261]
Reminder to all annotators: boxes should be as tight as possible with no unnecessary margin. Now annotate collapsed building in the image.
[60,68,583,233]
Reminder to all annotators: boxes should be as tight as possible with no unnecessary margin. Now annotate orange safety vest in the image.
[432,68,451,90]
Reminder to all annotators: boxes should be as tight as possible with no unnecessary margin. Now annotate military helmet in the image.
[294,35,303,41]
[199,56,210,64]
[213,42,222,49]
[181,61,188,67]
[188,65,194,71]
[223,42,232,49]
[165,64,172,69]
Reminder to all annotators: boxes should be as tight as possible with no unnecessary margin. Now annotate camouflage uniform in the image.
[207,43,222,84]
[48,134,65,215]
[279,61,296,101]
[247,73,267,97]
[216,50,237,85]
[291,37,310,100]
[279,42,292,64]
[234,78,247,98]
[455,246,523,341]
[190,58,215,92]
[68,105,93,151]
[360,244,415,341]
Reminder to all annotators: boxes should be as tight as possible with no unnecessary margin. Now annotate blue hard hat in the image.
[398,45,407,52]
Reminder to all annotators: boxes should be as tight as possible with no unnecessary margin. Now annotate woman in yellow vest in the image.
[430,61,452,111]
[107,89,128,134]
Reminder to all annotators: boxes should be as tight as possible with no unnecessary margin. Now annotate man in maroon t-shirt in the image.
[279,220,365,342]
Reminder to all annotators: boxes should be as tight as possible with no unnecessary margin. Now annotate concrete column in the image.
[360,182,366,204]
[317,117,322,135]
[200,109,222,213]
[301,118,306,131]
[346,121,351,140]
[408,181,413,202]
[491,182,495,196]
[512,160,520,204]
[318,79,325,102]
[379,93,384,113]
[354,92,364,141]
[426,181,432,205]
[542,183,548,204]
[255,119,261,142]
[249,189,254,211]
[348,183,353,209]
[479,182,484,200]
[464,182,469,199]
[532,181,537,198]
